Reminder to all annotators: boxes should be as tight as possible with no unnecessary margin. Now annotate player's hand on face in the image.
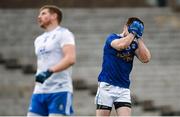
[128,21,144,39]
[35,69,53,83]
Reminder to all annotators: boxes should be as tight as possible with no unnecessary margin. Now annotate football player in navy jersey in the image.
[95,17,151,116]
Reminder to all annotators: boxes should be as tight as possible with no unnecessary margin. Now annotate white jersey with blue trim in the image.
[34,26,75,94]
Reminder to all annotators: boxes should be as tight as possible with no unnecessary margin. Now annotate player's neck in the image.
[45,23,59,32]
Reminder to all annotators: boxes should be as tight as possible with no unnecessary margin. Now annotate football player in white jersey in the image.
[27,5,76,116]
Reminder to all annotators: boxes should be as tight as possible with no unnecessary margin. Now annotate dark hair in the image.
[126,17,144,27]
[40,5,62,24]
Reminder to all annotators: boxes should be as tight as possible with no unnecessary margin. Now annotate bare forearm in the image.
[136,39,151,63]
[111,33,135,50]
[50,56,75,73]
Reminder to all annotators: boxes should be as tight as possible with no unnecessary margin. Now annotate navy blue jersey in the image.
[98,33,138,88]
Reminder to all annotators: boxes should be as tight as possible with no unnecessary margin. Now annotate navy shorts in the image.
[28,92,73,116]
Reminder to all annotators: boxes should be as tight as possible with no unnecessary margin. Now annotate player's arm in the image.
[50,44,76,72]
[111,33,135,50]
[111,21,143,51]
[35,44,76,83]
[135,38,151,63]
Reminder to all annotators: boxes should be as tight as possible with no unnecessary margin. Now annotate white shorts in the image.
[95,82,131,107]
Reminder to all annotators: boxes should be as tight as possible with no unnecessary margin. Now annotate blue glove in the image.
[128,21,144,39]
[35,69,53,83]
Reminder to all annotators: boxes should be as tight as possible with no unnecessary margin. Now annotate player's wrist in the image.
[35,69,53,83]
[46,69,53,77]
[129,32,136,39]
[136,35,143,40]
[48,68,54,73]
[137,38,144,42]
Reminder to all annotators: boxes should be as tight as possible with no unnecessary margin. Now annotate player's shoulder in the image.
[56,26,73,34]
[55,27,74,38]
[105,33,122,44]
[106,33,122,40]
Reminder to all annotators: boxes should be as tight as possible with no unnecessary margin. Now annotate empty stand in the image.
[0,7,180,115]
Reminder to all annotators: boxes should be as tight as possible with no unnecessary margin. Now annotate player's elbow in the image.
[142,59,150,63]
[69,59,75,65]
[69,56,76,65]
[141,55,151,63]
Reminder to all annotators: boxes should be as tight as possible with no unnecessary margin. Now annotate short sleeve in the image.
[131,40,138,51]
[60,29,75,48]
[106,33,120,46]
